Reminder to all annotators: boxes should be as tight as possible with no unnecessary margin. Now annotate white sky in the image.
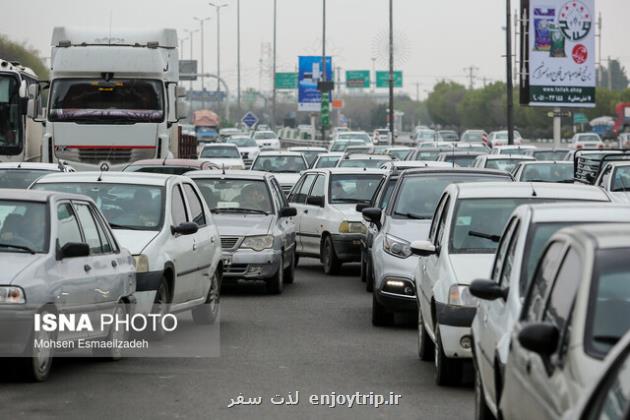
[2,0,629,99]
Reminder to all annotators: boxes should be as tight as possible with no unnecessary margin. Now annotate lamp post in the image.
[184,29,199,95]
[193,17,212,109]
[209,2,229,94]
[506,0,515,145]
[272,0,277,129]
[321,0,328,141]
[388,0,395,140]
[237,0,241,113]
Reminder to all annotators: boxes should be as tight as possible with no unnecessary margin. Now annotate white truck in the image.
[28,27,186,171]
[0,59,43,162]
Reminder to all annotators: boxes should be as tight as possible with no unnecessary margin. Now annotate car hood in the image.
[608,191,630,203]
[237,147,259,154]
[113,230,160,255]
[2,254,46,285]
[449,254,495,285]
[330,204,363,222]
[387,218,432,241]
[273,173,301,185]
[212,214,273,236]
[199,158,243,167]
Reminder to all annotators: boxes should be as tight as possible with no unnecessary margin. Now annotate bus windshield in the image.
[49,78,164,123]
[0,74,22,155]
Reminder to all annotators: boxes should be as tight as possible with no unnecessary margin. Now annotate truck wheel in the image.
[417,309,434,361]
[322,236,341,275]
[150,276,171,340]
[192,270,221,325]
[283,251,295,284]
[371,294,394,326]
[434,324,462,386]
[266,256,284,294]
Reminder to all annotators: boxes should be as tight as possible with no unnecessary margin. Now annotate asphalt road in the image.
[0,258,473,420]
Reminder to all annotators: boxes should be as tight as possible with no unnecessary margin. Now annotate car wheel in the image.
[93,303,129,360]
[294,254,300,268]
[365,259,374,292]
[18,308,55,382]
[322,236,341,275]
[474,361,495,420]
[283,250,295,284]
[150,276,171,340]
[360,251,367,283]
[434,324,462,386]
[266,255,284,294]
[192,270,221,325]
[371,293,394,326]
[417,308,434,361]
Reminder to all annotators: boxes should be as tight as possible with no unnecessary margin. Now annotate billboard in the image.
[179,60,198,81]
[521,0,596,107]
[298,56,332,112]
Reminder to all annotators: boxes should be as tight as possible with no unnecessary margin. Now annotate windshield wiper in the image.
[332,198,365,203]
[394,211,431,220]
[109,223,144,231]
[468,231,501,243]
[592,335,620,345]
[211,208,269,215]
[0,243,36,254]
[272,170,300,173]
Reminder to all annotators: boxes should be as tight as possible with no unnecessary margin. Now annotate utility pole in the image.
[237,0,241,113]
[179,36,188,60]
[371,57,376,93]
[184,29,199,96]
[209,3,228,93]
[463,66,479,89]
[194,16,211,110]
[388,0,395,139]
[505,0,515,145]
[596,12,602,86]
[415,82,420,102]
[272,0,277,129]
[320,0,328,141]
[607,56,613,90]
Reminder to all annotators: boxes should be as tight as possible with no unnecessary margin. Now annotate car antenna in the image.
[530,183,538,197]
[162,154,168,166]
[57,160,66,171]
[17,161,22,169]
[222,163,226,175]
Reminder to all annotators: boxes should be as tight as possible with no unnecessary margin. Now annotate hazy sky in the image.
[3,0,629,99]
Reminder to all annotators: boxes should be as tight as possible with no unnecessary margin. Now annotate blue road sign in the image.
[241,112,259,128]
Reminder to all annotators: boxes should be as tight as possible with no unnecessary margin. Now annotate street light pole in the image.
[388,0,395,140]
[237,0,241,113]
[272,0,277,129]
[194,17,211,110]
[506,0,515,145]
[209,3,229,94]
[321,0,327,141]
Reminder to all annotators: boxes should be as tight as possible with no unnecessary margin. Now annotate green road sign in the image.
[376,71,403,88]
[321,93,330,129]
[573,112,589,124]
[275,72,298,90]
[345,70,370,88]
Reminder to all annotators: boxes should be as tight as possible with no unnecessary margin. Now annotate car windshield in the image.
[0,200,48,253]
[228,137,258,147]
[462,132,484,142]
[377,179,398,210]
[293,151,321,166]
[329,174,383,204]
[612,167,630,192]
[485,159,527,172]
[412,150,442,161]
[315,156,341,168]
[337,133,370,143]
[0,169,56,189]
[587,248,630,357]
[578,134,601,142]
[200,146,241,159]
[450,198,555,254]
[330,140,365,152]
[338,159,387,168]
[0,74,22,154]
[393,175,509,220]
[193,178,273,215]
[458,145,488,153]
[520,163,574,183]
[124,166,198,176]
[32,183,164,231]
[388,149,411,160]
[443,156,477,167]
[439,132,459,142]
[254,132,277,140]
[416,130,436,141]
[49,78,164,123]
[533,151,568,161]
[251,155,307,172]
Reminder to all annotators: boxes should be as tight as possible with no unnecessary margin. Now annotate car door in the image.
[290,173,317,254]
[270,177,296,263]
[181,182,215,300]
[167,183,197,304]
[500,240,569,419]
[476,217,520,405]
[300,174,326,255]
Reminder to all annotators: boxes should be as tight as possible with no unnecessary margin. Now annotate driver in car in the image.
[239,184,268,211]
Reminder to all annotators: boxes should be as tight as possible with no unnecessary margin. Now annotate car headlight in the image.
[133,254,150,273]
[383,234,412,258]
[339,221,367,234]
[0,286,26,304]
[448,285,478,307]
[241,235,274,251]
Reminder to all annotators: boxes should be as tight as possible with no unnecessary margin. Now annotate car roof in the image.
[33,171,180,186]
[519,160,572,166]
[185,170,271,180]
[0,188,90,203]
[257,151,304,157]
[388,160,452,168]
[202,143,238,148]
[524,203,629,224]
[534,147,571,152]
[495,145,537,149]
[484,154,534,160]
[603,161,630,168]
[438,151,484,157]
[556,223,630,250]
[317,152,344,157]
[128,159,211,168]
[400,167,512,178]
[0,162,68,171]
[305,168,387,175]
[450,182,609,200]
[344,154,390,160]
[288,147,328,152]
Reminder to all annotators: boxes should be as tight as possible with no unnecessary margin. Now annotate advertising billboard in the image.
[298,56,332,112]
[521,0,596,107]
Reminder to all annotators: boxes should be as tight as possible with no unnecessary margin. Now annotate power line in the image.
[463,65,479,89]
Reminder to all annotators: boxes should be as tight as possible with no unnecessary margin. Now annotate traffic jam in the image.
[2,0,630,419]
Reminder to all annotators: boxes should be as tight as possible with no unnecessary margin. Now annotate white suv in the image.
[288,168,387,274]
[411,182,610,386]
[31,172,223,327]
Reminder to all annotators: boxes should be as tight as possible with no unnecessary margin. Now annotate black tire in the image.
[266,255,284,294]
[475,361,495,420]
[93,303,129,360]
[283,250,295,284]
[360,251,367,283]
[365,258,374,292]
[294,254,300,267]
[417,308,434,361]
[322,236,341,275]
[17,308,55,382]
[434,324,462,386]
[371,293,394,326]
[150,276,171,341]
[192,270,221,325]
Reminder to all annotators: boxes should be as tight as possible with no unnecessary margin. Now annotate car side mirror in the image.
[27,83,39,99]
[279,207,297,218]
[356,203,369,212]
[410,240,437,257]
[60,242,90,259]
[171,222,199,236]
[518,323,559,357]
[19,80,27,98]
[306,196,324,207]
[361,208,382,229]
[176,99,188,120]
[469,279,509,301]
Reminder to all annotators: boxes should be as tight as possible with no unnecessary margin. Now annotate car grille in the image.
[55,146,156,165]
[243,159,253,169]
[220,236,242,250]
[224,264,248,274]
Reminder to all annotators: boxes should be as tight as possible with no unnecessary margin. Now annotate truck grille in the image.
[55,146,156,165]
[220,236,241,250]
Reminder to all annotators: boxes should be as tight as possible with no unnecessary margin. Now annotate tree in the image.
[426,81,466,128]
[0,34,48,78]
[600,59,629,92]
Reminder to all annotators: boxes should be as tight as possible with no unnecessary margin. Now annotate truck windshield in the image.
[49,79,164,123]
[0,74,22,155]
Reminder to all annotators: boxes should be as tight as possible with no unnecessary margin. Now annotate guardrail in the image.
[279,138,331,148]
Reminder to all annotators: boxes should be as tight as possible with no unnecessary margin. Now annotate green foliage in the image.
[599,59,629,91]
[0,34,48,79]
[426,81,466,127]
